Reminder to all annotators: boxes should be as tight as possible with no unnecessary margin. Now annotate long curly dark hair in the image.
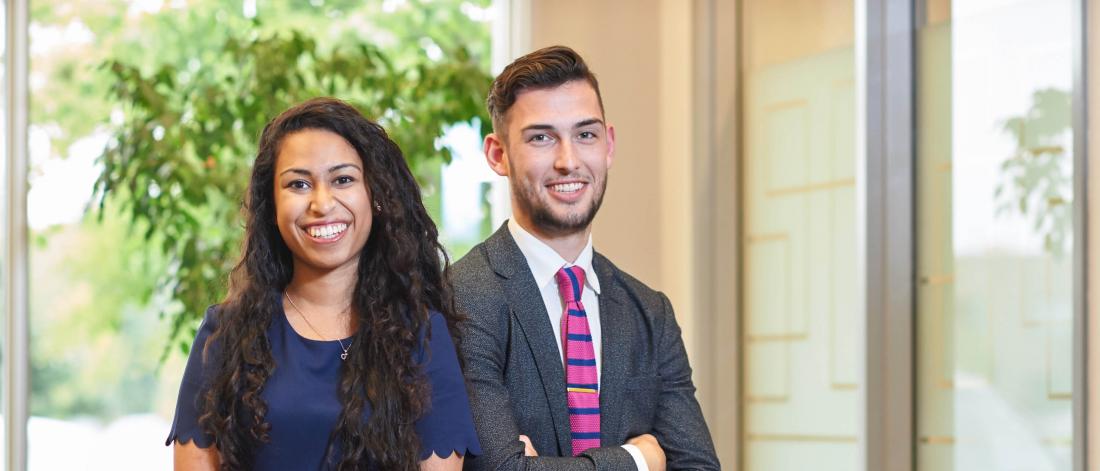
[196,97,461,470]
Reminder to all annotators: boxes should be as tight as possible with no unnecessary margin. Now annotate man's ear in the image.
[605,124,616,169]
[484,133,509,177]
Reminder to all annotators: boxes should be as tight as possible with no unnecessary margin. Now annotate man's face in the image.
[486,80,615,238]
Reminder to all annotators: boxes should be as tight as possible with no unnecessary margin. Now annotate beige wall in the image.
[530,0,665,289]
[742,0,853,71]
[527,0,738,466]
[926,0,950,25]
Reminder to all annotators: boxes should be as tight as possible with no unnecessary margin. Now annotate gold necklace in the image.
[284,291,354,360]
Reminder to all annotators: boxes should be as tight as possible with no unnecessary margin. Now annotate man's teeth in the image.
[308,223,348,239]
[550,182,583,193]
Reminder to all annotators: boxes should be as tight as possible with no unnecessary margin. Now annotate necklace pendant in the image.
[340,352,348,361]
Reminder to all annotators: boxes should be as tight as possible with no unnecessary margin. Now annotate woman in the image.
[167,98,480,470]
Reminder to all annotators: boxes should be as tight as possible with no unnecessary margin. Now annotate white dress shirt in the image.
[507,219,648,471]
[507,219,603,379]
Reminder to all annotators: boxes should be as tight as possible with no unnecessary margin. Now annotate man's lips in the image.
[545,180,589,203]
[548,181,585,193]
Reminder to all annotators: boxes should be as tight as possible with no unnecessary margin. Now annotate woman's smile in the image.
[303,221,350,242]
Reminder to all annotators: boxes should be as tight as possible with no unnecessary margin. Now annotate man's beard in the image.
[513,177,608,237]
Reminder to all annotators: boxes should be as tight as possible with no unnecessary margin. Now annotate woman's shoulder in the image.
[427,309,446,328]
[424,310,455,345]
[200,304,221,327]
[412,310,455,362]
[183,304,228,366]
[194,305,223,341]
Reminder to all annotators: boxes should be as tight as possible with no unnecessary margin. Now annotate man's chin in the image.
[531,210,596,236]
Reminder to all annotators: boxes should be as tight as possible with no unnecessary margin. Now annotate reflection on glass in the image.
[916,1,1075,470]
[739,0,859,469]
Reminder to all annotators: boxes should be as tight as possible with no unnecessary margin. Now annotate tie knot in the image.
[555,266,586,303]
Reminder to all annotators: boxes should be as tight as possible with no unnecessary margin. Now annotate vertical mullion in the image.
[1072,0,1089,469]
[3,0,29,469]
[863,0,916,470]
[1086,0,1100,465]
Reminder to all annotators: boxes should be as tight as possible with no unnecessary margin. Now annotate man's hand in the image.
[626,434,666,471]
[518,435,538,457]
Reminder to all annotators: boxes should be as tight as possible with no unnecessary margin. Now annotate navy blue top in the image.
[166,304,481,469]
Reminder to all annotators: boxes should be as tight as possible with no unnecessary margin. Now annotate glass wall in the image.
[916,0,1076,470]
[739,1,860,469]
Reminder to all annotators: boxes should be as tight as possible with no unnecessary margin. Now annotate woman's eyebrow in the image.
[279,168,312,177]
[278,163,362,177]
[327,163,361,174]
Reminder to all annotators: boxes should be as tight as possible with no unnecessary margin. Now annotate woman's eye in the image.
[289,180,310,190]
[334,175,355,185]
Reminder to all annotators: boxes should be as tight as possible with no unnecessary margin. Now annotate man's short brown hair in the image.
[486,45,604,135]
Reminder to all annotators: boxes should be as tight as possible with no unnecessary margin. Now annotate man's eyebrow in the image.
[518,119,605,134]
[519,123,556,133]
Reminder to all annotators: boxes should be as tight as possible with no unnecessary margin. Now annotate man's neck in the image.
[512,216,591,263]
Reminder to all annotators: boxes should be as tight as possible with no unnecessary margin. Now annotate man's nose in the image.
[554,143,581,172]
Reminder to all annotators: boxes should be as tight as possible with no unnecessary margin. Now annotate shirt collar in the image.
[507,218,601,295]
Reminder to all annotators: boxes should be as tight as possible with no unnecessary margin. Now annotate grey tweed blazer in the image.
[452,224,720,470]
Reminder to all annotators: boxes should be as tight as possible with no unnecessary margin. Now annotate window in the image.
[26,1,493,468]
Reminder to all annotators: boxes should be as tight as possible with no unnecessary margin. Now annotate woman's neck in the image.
[285,262,357,315]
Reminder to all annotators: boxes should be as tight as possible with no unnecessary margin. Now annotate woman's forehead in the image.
[275,129,362,171]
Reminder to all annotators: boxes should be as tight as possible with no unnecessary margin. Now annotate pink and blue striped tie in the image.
[555,266,600,455]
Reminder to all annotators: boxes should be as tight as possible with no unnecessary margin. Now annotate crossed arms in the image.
[457,284,720,471]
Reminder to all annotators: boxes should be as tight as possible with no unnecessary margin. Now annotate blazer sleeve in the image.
[456,269,637,471]
[651,293,721,470]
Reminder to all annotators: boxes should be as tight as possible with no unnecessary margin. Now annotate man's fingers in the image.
[518,435,538,457]
[626,434,666,471]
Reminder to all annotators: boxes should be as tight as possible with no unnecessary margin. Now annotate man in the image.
[452,45,720,471]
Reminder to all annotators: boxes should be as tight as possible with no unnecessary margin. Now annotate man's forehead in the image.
[515,78,597,98]
[507,82,604,129]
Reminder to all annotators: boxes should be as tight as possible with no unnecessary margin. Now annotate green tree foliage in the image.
[95,29,491,358]
[27,0,492,420]
[33,0,493,158]
[30,209,171,418]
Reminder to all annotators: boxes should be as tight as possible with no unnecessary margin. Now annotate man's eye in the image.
[529,134,552,143]
[579,131,597,139]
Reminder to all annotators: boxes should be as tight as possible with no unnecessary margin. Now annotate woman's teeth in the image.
[308,223,348,239]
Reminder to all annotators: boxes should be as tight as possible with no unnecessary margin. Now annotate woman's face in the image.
[273,129,374,276]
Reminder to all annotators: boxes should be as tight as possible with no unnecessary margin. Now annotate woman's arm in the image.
[420,452,463,471]
[174,441,219,470]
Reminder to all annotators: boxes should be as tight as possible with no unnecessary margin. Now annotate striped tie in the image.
[555,266,600,455]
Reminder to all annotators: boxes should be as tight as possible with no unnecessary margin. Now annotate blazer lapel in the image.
[484,225,572,456]
[594,253,629,446]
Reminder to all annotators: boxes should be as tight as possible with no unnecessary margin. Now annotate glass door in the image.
[915,1,1078,469]
[739,1,861,468]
